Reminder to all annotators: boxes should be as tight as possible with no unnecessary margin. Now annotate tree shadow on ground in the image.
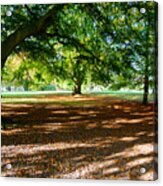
[1,96,158,180]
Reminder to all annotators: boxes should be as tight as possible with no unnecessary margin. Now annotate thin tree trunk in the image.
[143,71,149,105]
[142,12,150,105]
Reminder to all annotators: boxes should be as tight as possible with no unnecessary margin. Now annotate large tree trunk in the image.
[73,81,82,95]
[1,5,63,68]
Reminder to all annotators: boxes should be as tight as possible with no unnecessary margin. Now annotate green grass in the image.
[1,90,154,104]
[1,90,72,98]
[91,90,144,95]
[110,94,154,102]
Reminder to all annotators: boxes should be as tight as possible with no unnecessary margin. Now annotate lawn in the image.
[1,90,154,103]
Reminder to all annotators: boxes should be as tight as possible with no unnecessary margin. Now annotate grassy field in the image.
[1,90,154,104]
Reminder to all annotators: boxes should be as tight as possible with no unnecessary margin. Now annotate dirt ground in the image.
[1,95,158,180]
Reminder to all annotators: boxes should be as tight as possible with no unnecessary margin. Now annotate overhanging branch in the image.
[1,5,64,68]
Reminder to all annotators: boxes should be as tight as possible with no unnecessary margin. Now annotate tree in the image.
[1,2,157,101]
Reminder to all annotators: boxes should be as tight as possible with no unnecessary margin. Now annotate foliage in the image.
[1,2,157,101]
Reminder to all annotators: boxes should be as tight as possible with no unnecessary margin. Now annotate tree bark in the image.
[73,81,82,95]
[143,71,149,105]
[1,5,63,68]
[142,12,150,105]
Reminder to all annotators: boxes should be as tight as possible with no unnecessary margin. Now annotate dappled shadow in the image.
[1,95,158,180]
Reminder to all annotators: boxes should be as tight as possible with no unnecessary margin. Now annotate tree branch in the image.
[1,5,63,68]
[24,5,38,19]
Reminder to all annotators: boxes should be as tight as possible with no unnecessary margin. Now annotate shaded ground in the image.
[1,95,158,180]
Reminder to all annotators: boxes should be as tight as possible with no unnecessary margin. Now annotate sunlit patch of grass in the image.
[1,91,72,98]
[1,91,155,104]
[110,94,154,102]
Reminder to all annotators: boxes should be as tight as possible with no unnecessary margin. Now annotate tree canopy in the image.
[1,2,158,103]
